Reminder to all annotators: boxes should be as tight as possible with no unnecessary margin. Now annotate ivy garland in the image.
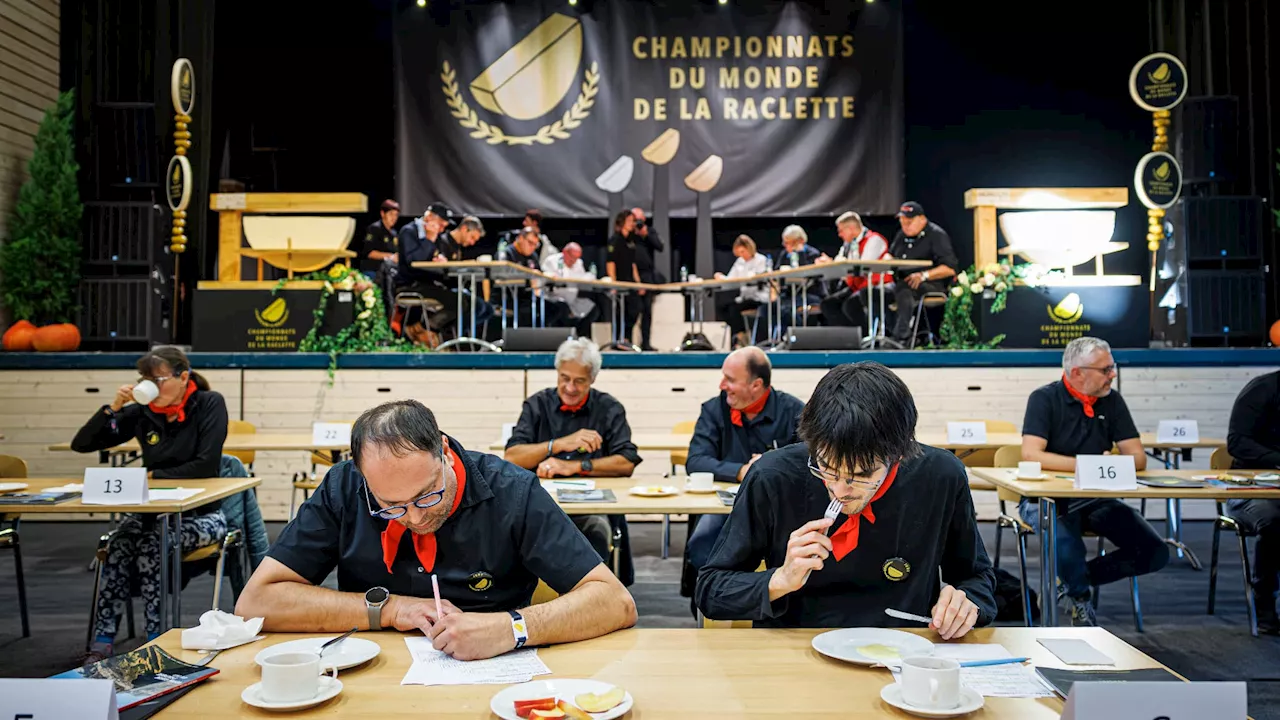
[936,261,1014,350]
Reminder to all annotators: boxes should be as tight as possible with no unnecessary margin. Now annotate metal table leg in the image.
[1039,497,1058,627]
[171,512,183,630]
[158,513,171,631]
[438,270,499,352]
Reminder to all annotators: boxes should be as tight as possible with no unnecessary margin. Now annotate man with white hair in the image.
[823,211,892,328]
[1019,336,1168,626]
[505,338,641,563]
[773,225,830,329]
[542,241,603,337]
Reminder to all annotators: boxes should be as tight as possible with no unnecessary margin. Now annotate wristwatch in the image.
[580,458,593,474]
[365,586,390,630]
[508,609,528,649]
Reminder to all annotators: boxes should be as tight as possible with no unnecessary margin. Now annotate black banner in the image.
[979,285,1150,349]
[192,288,357,352]
[394,1,902,217]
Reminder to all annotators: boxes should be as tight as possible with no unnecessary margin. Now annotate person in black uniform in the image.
[1226,370,1280,634]
[72,346,229,659]
[630,208,665,351]
[498,227,571,329]
[430,215,494,332]
[358,199,400,278]
[772,225,830,330]
[889,202,959,345]
[605,210,642,346]
[696,362,996,635]
[236,399,636,661]
[394,202,455,343]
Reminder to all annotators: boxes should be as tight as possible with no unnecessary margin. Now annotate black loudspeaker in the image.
[1180,96,1241,184]
[1186,270,1267,341]
[784,326,862,350]
[502,327,575,352]
[1180,196,1265,262]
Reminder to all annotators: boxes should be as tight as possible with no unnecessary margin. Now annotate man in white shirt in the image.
[823,211,892,328]
[542,242,602,337]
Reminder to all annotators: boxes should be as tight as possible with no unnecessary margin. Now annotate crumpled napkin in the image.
[181,610,265,650]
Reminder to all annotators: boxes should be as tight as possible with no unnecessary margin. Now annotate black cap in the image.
[896,201,925,218]
[424,202,455,225]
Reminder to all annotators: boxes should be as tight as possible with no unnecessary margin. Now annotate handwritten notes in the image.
[401,637,550,686]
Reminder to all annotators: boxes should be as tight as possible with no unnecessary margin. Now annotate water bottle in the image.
[680,265,689,282]
[789,251,800,267]
[588,262,598,278]
[497,239,508,261]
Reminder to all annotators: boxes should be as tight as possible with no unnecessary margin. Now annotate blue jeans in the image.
[1019,498,1169,600]
[687,514,730,570]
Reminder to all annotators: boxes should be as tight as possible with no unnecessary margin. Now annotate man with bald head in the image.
[543,241,603,337]
[684,347,805,573]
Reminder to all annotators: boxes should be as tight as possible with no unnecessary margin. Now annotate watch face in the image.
[366,586,389,605]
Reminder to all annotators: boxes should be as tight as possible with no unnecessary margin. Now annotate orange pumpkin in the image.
[1271,320,1280,348]
[32,323,82,352]
[2,320,37,351]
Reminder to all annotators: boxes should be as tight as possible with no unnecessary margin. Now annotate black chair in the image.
[1205,448,1260,637]
[0,454,30,638]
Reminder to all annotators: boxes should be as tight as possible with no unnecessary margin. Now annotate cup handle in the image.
[322,665,339,682]
[928,678,938,705]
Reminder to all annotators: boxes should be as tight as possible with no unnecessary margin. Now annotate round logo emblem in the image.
[882,558,911,582]
[467,571,494,592]
[146,431,160,445]
[170,58,196,116]
[166,155,192,213]
[1128,52,1187,112]
[1134,151,1182,210]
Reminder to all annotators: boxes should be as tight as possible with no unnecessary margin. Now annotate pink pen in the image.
[431,573,443,622]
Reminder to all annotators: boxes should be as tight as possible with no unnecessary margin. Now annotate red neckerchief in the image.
[1062,374,1098,418]
[149,381,197,422]
[380,443,467,574]
[731,388,771,427]
[560,393,588,413]
[830,463,900,561]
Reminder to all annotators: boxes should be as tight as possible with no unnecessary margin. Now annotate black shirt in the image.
[269,437,601,609]
[396,221,437,286]
[771,244,823,270]
[359,220,398,274]
[434,231,465,263]
[606,232,639,282]
[506,388,643,466]
[1022,380,1139,457]
[695,443,997,628]
[889,222,960,271]
[632,228,664,281]
[1227,371,1280,469]
[71,389,230,513]
[686,389,804,483]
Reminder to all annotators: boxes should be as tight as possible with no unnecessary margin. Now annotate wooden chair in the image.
[663,420,697,560]
[531,580,559,606]
[1205,447,1261,636]
[954,420,1018,471]
[0,454,30,637]
[225,419,257,470]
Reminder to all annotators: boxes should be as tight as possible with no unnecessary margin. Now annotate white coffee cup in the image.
[477,254,493,262]
[1017,460,1042,479]
[899,656,961,710]
[132,380,160,405]
[259,651,338,703]
[688,472,714,491]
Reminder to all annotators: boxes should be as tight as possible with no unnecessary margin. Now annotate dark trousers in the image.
[621,294,642,343]
[687,514,730,570]
[821,286,868,328]
[780,293,824,329]
[1020,498,1170,600]
[715,292,763,344]
[396,281,492,332]
[892,280,948,341]
[1227,499,1280,613]
[637,291,654,347]
[569,292,605,338]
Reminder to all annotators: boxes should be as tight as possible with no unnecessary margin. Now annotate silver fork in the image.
[802,499,844,582]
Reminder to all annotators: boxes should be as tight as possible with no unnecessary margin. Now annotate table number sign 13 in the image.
[946,422,987,446]
[82,467,149,505]
[1156,419,1199,444]
[1074,454,1138,491]
[312,422,352,446]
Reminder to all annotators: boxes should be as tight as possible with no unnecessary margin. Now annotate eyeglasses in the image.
[807,456,888,489]
[363,449,449,520]
[140,375,175,385]
[1077,364,1118,374]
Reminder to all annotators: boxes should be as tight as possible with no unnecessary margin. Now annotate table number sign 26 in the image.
[946,422,987,446]
[1074,454,1138,491]
[82,467,149,505]
[312,422,352,446]
[1156,419,1199,444]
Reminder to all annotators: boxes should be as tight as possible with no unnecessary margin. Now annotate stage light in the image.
[718,0,728,5]
[569,0,577,4]
[416,0,426,6]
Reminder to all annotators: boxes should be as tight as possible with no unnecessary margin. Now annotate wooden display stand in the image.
[210,192,368,281]
[963,188,1128,270]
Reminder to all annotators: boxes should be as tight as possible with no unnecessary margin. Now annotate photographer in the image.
[630,208,665,351]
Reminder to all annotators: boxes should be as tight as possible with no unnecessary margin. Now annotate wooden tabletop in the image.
[147,626,1171,719]
[970,467,1280,500]
[548,477,732,515]
[0,476,260,515]
[47,433,351,454]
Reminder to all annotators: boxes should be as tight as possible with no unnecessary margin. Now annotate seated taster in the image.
[499,226,571,329]
[696,362,996,635]
[541,241,603,338]
[1019,336,1169,626]
[504,337,642,564]
[685,347,804,572]
[235,400,636,660]
[1224,369,1280,634]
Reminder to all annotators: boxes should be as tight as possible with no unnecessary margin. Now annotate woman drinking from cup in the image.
[71,346,229,659]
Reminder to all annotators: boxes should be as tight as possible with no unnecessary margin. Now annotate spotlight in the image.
[718,0,728,4]
[569,0,576,4]
[416,0,426,6]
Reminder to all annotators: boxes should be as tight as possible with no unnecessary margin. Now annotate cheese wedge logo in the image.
[1148,62,1170,83]
[883,558,911,582]
[1153,161,1171,181]
[255,297,289,328]
[1048,293,1084,324]
[468,571,494,592]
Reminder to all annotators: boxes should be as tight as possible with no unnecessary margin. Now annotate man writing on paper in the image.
[542,241,603,338]
[236,400,636,660]
[695,362,996,635]
[1019,336,1168,626]
[1225,370,1280,634]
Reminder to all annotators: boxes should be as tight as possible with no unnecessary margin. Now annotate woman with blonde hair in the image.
[714,234,771,348]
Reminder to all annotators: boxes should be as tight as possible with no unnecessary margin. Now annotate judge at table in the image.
[236,399,636,661]
[1225,369,1280,634]
[695,362,996,635]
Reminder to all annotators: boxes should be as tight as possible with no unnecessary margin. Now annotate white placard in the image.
[82,467,149,505]
[312,422,352,446]
[1156,419,1200,444]
[213,192,246,210]
[1073,454,1137,491]
[946,422,988,446]
[0,678,119,719]
[1061,680,1246,720]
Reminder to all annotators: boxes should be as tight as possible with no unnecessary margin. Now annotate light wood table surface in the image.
[47,433,351,455]
[148,626,1173,718]
[0,476,259,515]
[546,477,731,515]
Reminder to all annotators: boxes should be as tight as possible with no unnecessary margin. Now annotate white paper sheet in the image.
[401,637,551,686]
[148,488,204,501]
[890,644,1054,698]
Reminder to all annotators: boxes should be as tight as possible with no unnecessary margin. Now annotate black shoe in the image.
[1257,606,1280,635]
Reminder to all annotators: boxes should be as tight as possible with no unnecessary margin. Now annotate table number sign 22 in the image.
[946,422,987,446]
[82,467,149,505]
[1156,419,1199,444]
[1074,454,1137,491]
[312,422,352,446]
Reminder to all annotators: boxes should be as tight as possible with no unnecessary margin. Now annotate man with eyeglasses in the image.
[695,362,996,635]
[236,399,637,661]
[1019,336,1168,626]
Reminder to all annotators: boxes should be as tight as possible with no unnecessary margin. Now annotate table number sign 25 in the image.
[1074,454,1138,491]
[312,422,352,446]
[946,422,987,446]
[82,467,149,505]
[1156,419,1199,444]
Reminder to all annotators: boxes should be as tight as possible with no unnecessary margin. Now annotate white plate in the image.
[684,484,718,494]
[254,636,381,671]
[1014,474,1046,481]
[880,683,984,718]
[629,485,680,498]
[491,679,633,720]
[1256,473,1280,481]
[241,676,342,711]
[811,628,935,666]
[0,482,29,494]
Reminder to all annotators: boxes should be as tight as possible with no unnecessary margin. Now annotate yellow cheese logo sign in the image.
[1147,62,1171,83]
[255,297,289,328]
[441,13,598,147]
[1153,161,1171,181]
[1047,293,1084,324]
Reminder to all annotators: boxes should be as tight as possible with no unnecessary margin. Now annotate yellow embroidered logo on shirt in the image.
[883,557,911,582]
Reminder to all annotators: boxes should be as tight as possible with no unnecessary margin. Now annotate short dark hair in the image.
[744,350,771,388]
[798,362,919,473]
[613,209,632,232]
[524,209,543,226]
[351,400,443,468]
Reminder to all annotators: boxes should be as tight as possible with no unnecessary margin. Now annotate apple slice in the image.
[574,687,626,713]
[529,709,565,720]
[556,700,593,720]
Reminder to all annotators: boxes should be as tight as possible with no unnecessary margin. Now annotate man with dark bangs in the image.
[695,362,996,636]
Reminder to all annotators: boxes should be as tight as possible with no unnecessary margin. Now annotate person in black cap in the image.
[889,202,958,346]
[393,202,455,344]
[358,200,400,278]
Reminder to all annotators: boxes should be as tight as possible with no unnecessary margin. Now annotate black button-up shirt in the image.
[889,222,960,271]
[606,233,638,282]
[695,443,997,628]
[1022,380,1139,457]
[396,221,439,286]
[506,388,642,466]
[771,244,823,270]
[686,389,805,483]
[632,228,664,281]
[268,437,601,609]
[1227,370,1280,469]
[358,220,398,273]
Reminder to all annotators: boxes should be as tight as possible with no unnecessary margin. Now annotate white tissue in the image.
[180,610,265,650]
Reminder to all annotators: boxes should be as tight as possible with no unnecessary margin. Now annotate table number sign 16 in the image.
[1074,454,1138,491]
[1156,419,1199,444]
[946,422,987,446]
[312,422,352,446]
[82,467,149,505]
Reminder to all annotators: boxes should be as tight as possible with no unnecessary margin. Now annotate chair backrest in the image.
[226,419,257,467]
[531,580,559,605]
[1210,446,1234,470]
[993,445,1022,468]
[950,420,1018,467]
[0,455,28,478]
[672,420,697,434]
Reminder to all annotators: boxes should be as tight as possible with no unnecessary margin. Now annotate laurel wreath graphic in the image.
[441,61,599,146]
